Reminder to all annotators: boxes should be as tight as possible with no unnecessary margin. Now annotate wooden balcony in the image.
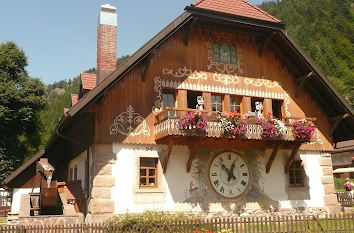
[154,107,308,142]
[155,108,316,174]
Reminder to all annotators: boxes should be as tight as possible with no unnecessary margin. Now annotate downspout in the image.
[55,129,90,218]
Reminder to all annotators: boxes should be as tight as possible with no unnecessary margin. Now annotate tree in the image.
[0,42,46,184]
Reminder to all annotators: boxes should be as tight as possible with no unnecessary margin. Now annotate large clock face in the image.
[209,152,249,198]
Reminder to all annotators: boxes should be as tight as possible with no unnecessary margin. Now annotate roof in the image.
[81,73,96,91]
[191,0,281,23]
[3,149,45,185]
[71,94,78,106]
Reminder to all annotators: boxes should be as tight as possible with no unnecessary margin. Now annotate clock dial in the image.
[209,152,249,198]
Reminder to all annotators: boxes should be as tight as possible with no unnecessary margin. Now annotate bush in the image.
[104,211,201,233]
[334,177,345,192]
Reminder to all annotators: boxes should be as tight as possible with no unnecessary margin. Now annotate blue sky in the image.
[0,0,267,84]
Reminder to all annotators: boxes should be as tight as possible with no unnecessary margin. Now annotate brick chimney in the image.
[97,4,117,84]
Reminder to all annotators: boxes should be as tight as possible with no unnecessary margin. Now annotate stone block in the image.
[88,199,114,214]
[323,184,335,194]
[93,175,115,187]
[91,187,111,199]
[322,176,334,185]
[94,152,116,164]
[93,163,112,176]
[324,194,338,206]
[322,167,333,176]
[95,143,113,153]
[85,213,112,223]
[319,158,332,166]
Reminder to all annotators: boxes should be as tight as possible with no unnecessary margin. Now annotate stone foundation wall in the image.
[320,153,341,213]
[86,143,115,222]
[18,215,84,226]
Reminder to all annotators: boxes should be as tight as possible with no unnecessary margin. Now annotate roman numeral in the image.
[214,164,219,167]
[218,157,224,162]
[213,180,219,187]
[220,186,224,193]
[243,173,248,176]
[241,180,246,186]
[228,154,231,160]
[229,189,233,196]
[237,187,241,192]
[240,164,245,168]
[211,173,217,176]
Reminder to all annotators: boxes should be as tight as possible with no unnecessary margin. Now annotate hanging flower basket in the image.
[291,119,316,142]
[177,112,208,134]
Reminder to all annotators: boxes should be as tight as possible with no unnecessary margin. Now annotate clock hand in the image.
[219,161,229,173]
[228,159,237,181]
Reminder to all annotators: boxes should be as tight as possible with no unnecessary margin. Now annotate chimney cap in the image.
[99,3,117,26]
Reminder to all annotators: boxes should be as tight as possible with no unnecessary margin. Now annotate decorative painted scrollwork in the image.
[152,77,163,114]
[284,92,291,118]
[110,105,150,137]
[212,73,239,85]
[244,78,281,88]
[189,72,208,80]
[162,66,192,78]
[206,41,243,74]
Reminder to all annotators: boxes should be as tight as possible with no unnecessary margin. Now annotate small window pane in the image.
[140,169,146,176]
[220,43,230,63]
[230,96,241,112]
[149,178,155,185]
[230,45,237,64]
[213,43,220,62]
[140,159,157,167]
[149,169,155,176]
[140,178,147,186]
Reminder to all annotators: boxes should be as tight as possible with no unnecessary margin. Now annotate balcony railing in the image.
[154,107,314,142]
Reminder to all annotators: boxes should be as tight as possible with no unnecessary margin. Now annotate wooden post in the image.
[266,144,281,173]
[224,94,231,112]
[177,89,187,117]
[203,92,212,113]
[242,96,251,113]
[186,141,200,172]
[263,98,272,116]
[162,138,173,173]
[284,143,301,173]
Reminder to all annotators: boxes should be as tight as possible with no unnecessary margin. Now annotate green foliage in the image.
[0,41,46,185]
[260,0,354,106]
[334,177,346,192]
[116,55,130,67]
[104,211,194,233]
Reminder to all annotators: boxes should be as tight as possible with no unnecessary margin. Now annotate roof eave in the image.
[185,6,285,30]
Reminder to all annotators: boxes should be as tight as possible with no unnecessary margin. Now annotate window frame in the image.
[212,42,237,64]
[288,160,305,187]
[230,95,242,113]
[139,158,158,188]
[211,94,223,112]
[162,90,176,118]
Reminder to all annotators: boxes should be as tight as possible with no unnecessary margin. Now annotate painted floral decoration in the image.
[217,111,247,137]
[291,119,316,142]
[177,111,208,133]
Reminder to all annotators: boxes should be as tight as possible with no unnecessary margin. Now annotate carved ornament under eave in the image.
[162,67,207,80]
[244,77,281,88]
[110,105,150,137]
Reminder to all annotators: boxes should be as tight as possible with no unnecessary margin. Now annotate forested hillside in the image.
[260,0,354,105]
[39,56,130,144]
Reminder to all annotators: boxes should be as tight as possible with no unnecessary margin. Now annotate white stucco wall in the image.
[111,144,327,214]
[11,188,40,214]
[68,150,86,190]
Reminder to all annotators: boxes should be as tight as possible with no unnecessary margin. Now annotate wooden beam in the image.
[186,141,200,173]
[184,18,198,47]
[162,138,173,173]
[259,31,277,57]
[329,113,350,136]
[295,72,314,98]
[284,143,301,173]
[266,144,281,173]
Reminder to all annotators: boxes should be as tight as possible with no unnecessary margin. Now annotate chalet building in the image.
[4,0,354,224]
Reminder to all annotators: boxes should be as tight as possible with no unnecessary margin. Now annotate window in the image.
[73,166,78,181]
[187,91,202,109]
[213,43,237,64]
[211,95,223,112]
[139,158,158,187]
[272,100,283,119]
[251,98,264,112]
[162,91,176,117]
[288,161,304,187]
[230,96,241,113]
